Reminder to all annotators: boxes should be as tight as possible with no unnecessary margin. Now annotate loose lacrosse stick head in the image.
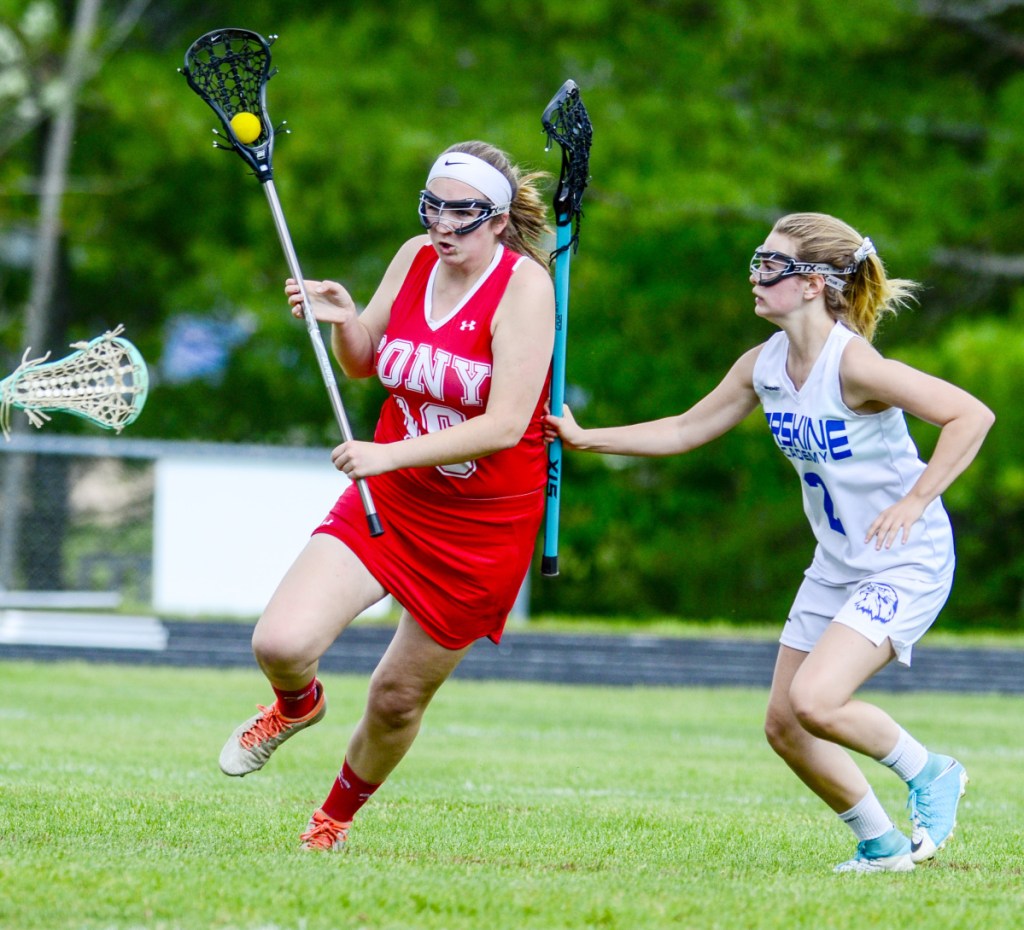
[181,28,279,181]
[542,79,593,252]
[0,327,149,440]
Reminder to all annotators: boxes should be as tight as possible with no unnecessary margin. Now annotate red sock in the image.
[272,678,320,720]
[321,758,381,823]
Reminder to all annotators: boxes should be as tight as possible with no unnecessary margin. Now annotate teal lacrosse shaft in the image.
[541,216,574,577]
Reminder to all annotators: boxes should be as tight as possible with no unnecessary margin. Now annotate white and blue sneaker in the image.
[834,828,915,873]
[908,754,968,863]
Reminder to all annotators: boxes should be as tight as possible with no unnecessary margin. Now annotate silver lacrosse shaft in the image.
[262,179,384,537]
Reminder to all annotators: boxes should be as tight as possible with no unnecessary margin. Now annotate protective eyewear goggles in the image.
[749,250,855,291]
[418,190,509,236]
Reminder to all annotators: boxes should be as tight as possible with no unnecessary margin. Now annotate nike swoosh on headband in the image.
[426,152,513,208]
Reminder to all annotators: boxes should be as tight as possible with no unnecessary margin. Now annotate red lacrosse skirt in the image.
[312,470,543,650]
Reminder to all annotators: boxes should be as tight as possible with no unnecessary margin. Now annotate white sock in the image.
[879,727,929,783]
[838,790,893,842]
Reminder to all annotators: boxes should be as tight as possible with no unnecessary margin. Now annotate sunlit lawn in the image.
[1,660,1022,929]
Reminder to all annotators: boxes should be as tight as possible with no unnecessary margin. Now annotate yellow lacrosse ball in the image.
[230,112,262,144]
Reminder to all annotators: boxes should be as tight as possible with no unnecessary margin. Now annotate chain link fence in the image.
[0,433,156,607]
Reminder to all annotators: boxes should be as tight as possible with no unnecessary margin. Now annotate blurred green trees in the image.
[1,0,1022,625]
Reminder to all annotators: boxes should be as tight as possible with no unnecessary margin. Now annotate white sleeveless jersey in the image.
[752,321,954,584]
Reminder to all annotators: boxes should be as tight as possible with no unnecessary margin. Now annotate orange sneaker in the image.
[218,685,326,777]
[300,810,352,851]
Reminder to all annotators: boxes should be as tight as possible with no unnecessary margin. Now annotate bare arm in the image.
[545,346,764,456]
[840,339,995,548]
[331,257,556,478]
[284,236,427,378]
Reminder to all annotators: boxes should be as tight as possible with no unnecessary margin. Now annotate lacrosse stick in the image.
[540,79,593,577]
[180,27,383,537]
[1,325,148,440]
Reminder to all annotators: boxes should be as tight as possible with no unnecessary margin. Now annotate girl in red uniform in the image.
[218,141,555,850]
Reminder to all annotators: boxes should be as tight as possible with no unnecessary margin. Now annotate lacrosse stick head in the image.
[181,28,279,180]
[0,327,149,440]
[542,79,593,248]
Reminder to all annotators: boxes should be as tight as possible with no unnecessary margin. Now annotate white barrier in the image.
[152,453,392,619]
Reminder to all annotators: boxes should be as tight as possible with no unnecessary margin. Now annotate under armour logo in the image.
[460,321,477,331]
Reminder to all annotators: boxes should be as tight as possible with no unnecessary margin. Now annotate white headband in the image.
[426,153,513,209]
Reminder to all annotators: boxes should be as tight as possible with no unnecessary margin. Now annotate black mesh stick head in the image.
[542,79,593,254]
[181,28,279,181]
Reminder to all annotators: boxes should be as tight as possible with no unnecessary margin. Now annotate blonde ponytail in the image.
[773,213,919,342]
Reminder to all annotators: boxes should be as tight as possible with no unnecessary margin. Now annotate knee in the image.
[787,683,836,740]
[251,624,310,677]
[764,704,800,757]
[365,670,425,733]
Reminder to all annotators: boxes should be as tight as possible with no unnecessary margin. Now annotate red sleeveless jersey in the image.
[311,242,549,649]
[373,243,548,498]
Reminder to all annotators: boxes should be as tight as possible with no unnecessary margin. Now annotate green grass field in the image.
[1,660,1022,930]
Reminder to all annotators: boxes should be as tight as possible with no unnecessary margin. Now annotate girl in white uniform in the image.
[545,212,994,872]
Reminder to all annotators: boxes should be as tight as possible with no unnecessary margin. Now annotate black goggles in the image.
[749,250,855,291]
[417,190,508,236]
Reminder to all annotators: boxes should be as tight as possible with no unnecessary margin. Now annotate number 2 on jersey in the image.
[803,471,846,535]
